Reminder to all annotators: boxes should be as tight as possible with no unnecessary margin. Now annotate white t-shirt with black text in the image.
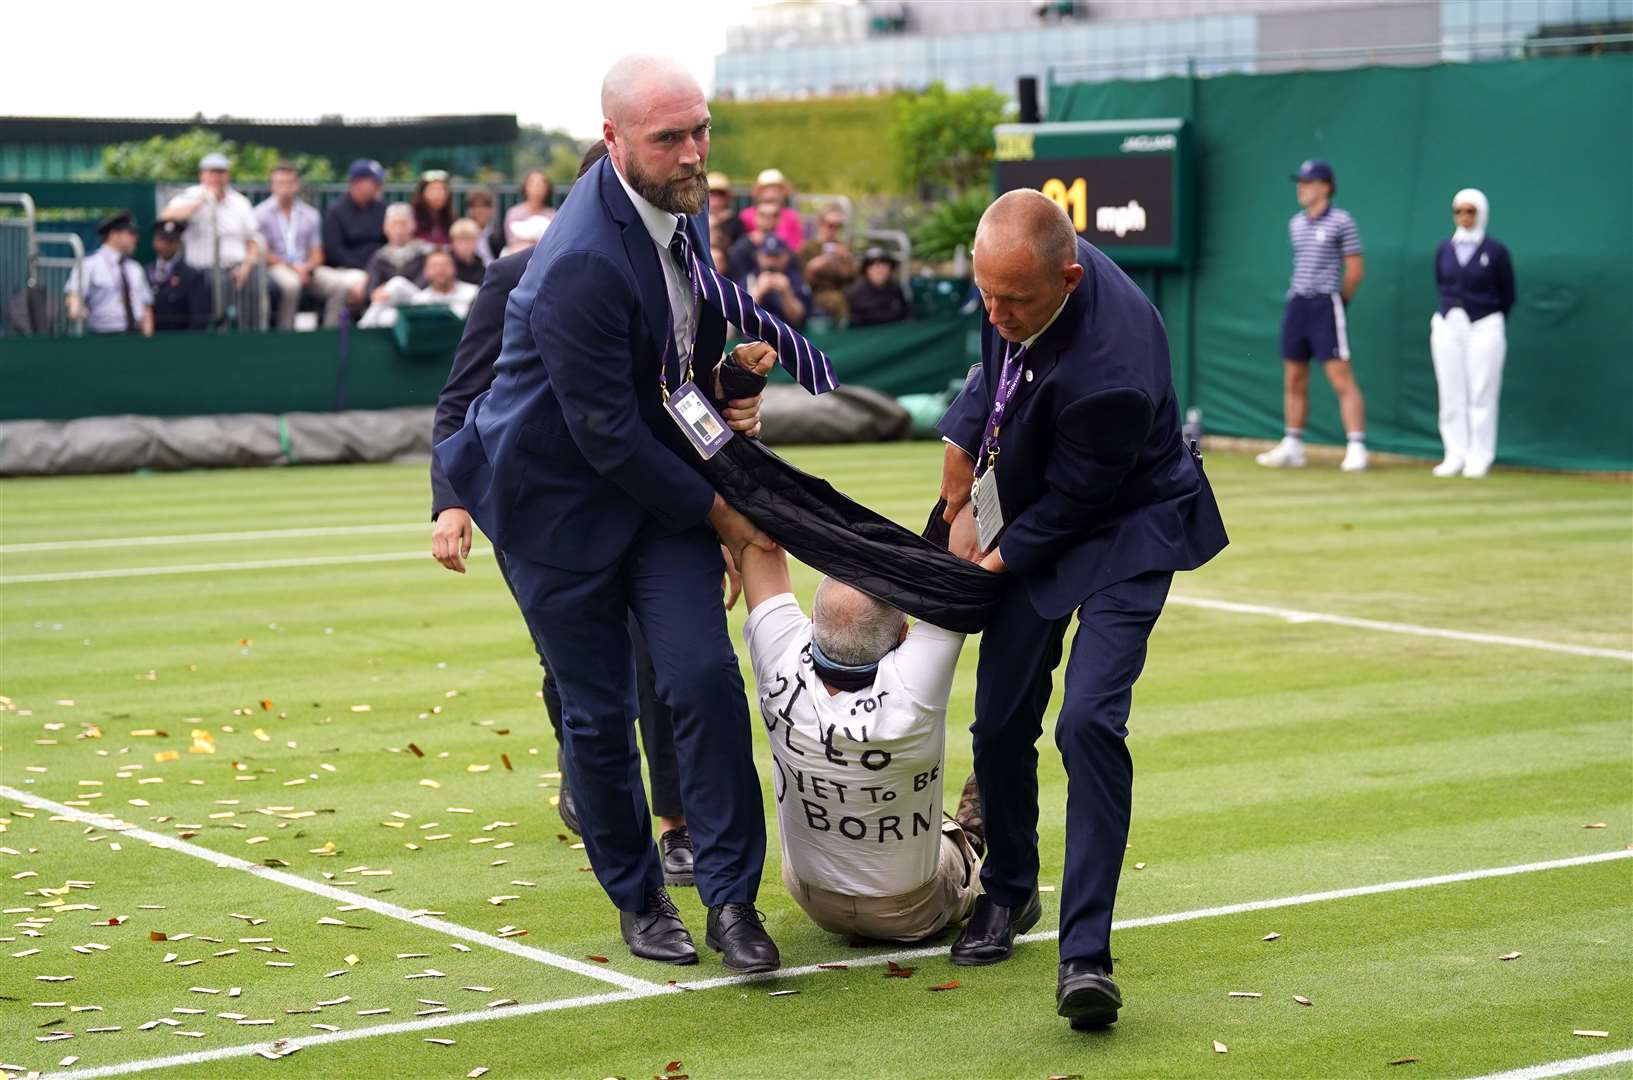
[743,594,965,898]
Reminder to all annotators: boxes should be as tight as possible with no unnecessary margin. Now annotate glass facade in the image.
[714,0,1633,100]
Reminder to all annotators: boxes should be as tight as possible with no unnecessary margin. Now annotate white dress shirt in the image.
[612,164,697,374]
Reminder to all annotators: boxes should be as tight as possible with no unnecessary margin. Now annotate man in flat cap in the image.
[148,219,212,332]
[65,211,153,336]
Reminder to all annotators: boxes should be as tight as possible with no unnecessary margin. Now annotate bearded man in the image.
[433,55,788,972]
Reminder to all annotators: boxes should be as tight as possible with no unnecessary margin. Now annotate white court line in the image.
[1169,594,1633,662]
[677,849,1633,991]
[3,549,1629,666]
[0,785,666,997]
[0,548,489,584]
[1464,1048,1633,1080]
[0,522,425,554]
[36,847,1632,1079]
[47,988,648,1080]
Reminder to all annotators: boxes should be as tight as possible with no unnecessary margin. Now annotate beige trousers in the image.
[781,820,982,943]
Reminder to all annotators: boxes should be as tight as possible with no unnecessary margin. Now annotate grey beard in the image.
[626,158,708,216]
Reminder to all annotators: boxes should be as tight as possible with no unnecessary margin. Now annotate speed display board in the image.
[992,117,1192,267]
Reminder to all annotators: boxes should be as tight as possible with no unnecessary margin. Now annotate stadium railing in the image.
[33,231,84,337]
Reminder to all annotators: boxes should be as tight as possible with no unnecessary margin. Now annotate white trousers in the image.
[1429,309,1506,471]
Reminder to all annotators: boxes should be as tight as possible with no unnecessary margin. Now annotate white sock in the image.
[1347,432,1366,445]
[1285,428,1305,447]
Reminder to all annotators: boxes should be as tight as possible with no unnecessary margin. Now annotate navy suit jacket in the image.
[938,237,1227,619]
[429,249,530,518]
[434,157,727,572]
[1434,236,1515,322]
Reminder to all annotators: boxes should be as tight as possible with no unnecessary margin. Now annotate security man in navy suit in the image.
[430,146,701,888]
[937,190,1228,1028]
[434,55,781,973]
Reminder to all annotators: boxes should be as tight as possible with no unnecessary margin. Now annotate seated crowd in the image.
[69,154,915,336]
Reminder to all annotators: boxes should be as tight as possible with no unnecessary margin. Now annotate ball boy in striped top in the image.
[1257,159,1369,472]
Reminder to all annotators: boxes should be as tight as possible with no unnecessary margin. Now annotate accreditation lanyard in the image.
[974,340,1029,479]
[657,244,705,403]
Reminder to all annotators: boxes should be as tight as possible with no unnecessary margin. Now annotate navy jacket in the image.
[148,259,211,332]
[433,156,727,572]
[938,237,1227,619]
[322,197,387,272]
[429,250,531,518]
[1435,237,1515,322]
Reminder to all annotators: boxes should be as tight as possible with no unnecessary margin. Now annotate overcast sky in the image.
[3,0,761,138]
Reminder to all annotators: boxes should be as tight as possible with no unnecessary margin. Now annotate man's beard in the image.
[625,155,708,216]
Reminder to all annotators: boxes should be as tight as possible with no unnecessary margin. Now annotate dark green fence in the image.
[1051,54,1633,471]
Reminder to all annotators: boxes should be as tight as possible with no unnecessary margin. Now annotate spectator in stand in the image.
[727,199,785,284]
[747,236,810,330]
[162,152,261,292]
[464,188,500,264]
[504,169,555,249]
[449,218,486,286]
[321,159,389,315]
[65,211,152,336]
[800,204,857,323]
[708,171,744,247]
[710,228,731,277]
[413,170,456,246]
[845,247,911,328]
[254,162,329,330]
[365,203,433,300]
[147,219,211,332]
[738,168,804,249]
[358,247,477,328]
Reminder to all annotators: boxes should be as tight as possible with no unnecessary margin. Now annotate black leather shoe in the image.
[618,887,697,965]
[1057,959,1121,1029]
[950,889,1041,966]
[660,827,695,888]
[705,903,780,974]
[556,751,581,837]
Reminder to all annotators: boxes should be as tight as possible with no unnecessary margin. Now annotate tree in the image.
[512,124,585,184]
[101,128,336,182]
[892,83,1011,198]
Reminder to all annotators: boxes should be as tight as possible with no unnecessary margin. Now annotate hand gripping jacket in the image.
[706,358,1004,633]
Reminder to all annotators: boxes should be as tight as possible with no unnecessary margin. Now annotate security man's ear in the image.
[1064,263,1086,293]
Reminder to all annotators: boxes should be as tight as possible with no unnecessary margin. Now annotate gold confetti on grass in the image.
[1213,1041,1228,1054]
[1573,1030,1610,1038]
[1294,995,1313,1006]
[1388,1057,1419,1065]
[424,1038,456,1046]
[1583,822,1608,829]
[1262,932,1281,941]
[1228,992,1263,998]
[1499,951,1522,961]
[768,989,800,997]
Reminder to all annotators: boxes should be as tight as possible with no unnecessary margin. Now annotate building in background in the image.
[715,0,1633,101]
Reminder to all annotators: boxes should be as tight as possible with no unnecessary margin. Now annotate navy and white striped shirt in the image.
[1287,206,1361,297]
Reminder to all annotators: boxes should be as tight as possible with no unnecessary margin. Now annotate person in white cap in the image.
[1429,188,1515,478]
[738,167,804,249]
[161,152,261,292]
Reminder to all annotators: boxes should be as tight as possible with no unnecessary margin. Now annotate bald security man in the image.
[434,56,782,972]
[937,191,1228,1029]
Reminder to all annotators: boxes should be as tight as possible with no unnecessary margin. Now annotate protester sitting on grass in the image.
[734,537,985,944]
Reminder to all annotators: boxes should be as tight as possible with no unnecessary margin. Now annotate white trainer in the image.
[1431,459,1463,477]
[1462,462,1490,478]
[1255,439,1306,468]
[1340,442,1369,472]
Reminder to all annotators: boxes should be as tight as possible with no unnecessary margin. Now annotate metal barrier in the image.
[0,192,37,337]
[33,232,85,337]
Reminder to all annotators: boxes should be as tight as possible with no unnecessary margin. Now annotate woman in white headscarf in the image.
[1429,188,1516,478]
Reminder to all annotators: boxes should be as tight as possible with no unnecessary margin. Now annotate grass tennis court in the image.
[2,444,1630,1080]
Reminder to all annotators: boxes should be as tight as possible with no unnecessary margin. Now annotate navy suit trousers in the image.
[501,527,764,910]
[493,549,684,820]
[972,570,1173,970]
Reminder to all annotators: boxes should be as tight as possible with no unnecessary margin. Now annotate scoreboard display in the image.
[992,117,1192,267]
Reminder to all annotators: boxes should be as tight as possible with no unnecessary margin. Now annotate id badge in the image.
[973,469,1004,552]
[664,381,733,460]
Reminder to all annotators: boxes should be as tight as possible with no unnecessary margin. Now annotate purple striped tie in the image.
[670,227,838,396]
